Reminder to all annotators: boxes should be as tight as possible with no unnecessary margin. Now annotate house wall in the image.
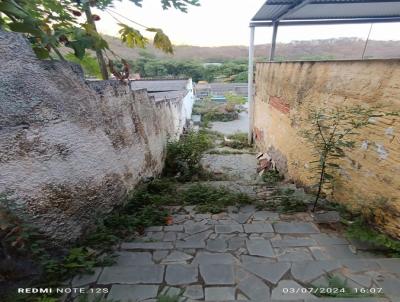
[0,31,190,243]
[252,60,400,238]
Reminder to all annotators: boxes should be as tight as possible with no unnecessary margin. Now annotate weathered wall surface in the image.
[253,60,400,238]
[0,31,187,243]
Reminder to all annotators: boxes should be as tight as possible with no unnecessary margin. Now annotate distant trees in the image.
[128,53,248,83]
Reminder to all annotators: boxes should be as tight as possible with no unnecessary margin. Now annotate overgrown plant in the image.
[346,217,400,257]
[223,132,251,149]
[300,105,381,211]
[0,0,199,79]
[258,188,307,213]
[261,170,283,185]
[181,183,253,214]
[164,130,212,181]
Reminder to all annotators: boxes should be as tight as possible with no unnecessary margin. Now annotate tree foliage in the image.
[0,0,199,64]
[129,53,248,83]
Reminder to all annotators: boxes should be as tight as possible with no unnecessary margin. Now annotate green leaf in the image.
[66,40,86,59]
[118,23,148,48]
[147,28,173,54]
[8,21,41,35]
[0,0,27,18]
[33,46,50,59]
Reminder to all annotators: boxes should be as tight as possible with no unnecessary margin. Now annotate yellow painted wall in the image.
[253,60,400,238]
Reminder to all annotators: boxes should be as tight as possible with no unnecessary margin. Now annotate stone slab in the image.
[204,287,235,301]
[241,255,276,266]
[253,211,280,221]
[277,248,314,261]
[175,240,206,249]
[310,234,349,245]
[184,222,211,235]
[165,264,198,285]
[121,242,173,250]
[115,252,153,266]
[271,238,317,248]
[291,260,341,283]
[192,252,236,265]
[215,224,244,234]
[200,264,235,285]
[161,251,193,264]
[243,223,274,233]
[273,222,320,234]
[183,285,204,300]
[71,267,102,287]
[107,285,159,302]
[153,251,169,263]
[228,237,246,250]
[228,212,252,224]
[98,265,164,284]
[163,232,177,242]
[164,225,184,232]
[311,245,357,260]
[206,238,228,252]
[237,274,270,301]
[245,262,291,285]
[246,239,275,257]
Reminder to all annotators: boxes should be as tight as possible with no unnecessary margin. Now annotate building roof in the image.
[251,0,400,26]
[130,79,189,93]
[149,90,187,102]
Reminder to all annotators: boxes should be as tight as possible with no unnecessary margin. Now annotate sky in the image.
[93,0,400,47]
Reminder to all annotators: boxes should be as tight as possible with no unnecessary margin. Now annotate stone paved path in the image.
[67,120,400,301]
[69,204,400,301]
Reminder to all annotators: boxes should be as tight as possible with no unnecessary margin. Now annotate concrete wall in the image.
[252,60,400,238]
[0,31,190,243]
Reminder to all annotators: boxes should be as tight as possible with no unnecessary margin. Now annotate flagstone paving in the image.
[67,205,400,301]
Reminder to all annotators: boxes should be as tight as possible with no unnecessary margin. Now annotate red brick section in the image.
[269,96,290,114]
[253,127,264,141]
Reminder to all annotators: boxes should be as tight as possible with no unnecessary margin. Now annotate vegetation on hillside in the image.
[129,51,248,82]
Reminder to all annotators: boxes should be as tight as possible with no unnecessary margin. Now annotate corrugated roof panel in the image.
[252,3,292,21]
[285,2,400,19]
[130,79,188,92]
[251,0,400,22]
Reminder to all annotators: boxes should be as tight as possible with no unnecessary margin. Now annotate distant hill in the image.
[103,36,400,62]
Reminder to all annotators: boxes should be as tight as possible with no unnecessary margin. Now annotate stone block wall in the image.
[252,60,400,238]
[0,31,188,243]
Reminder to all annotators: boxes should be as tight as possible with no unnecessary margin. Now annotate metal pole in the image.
[269,22,279,61]
[248,26,255,144]
[362,23,373,59]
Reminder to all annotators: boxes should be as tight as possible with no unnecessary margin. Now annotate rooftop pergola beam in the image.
[250,16,400,27]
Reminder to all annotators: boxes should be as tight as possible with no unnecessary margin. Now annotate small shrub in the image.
[223,132,251,149]
[262,170,283,185]
[164,131,212,181]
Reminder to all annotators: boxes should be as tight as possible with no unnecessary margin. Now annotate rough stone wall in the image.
[253,60,400,238]
[0,31,186,243]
